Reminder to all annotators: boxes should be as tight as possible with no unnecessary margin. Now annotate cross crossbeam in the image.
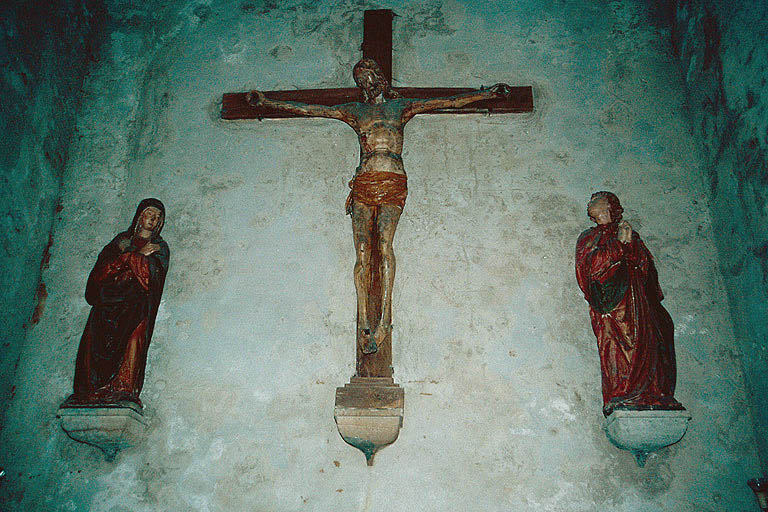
[221,9,533,120]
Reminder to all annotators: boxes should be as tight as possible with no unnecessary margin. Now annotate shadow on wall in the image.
[0,0,107,427]
[662,0,768,473]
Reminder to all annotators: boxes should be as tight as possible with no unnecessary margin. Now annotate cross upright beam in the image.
[362,9,393,84]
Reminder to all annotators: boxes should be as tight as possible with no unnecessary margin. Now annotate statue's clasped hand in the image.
[618,221,633,244]
[139,243,161,256]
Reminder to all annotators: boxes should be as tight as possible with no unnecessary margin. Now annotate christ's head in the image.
[353,58,396,102]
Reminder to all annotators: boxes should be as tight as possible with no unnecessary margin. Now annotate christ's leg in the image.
[373,204,402,345]
[351,202,376,349]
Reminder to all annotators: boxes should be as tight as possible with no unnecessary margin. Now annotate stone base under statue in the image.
[334,377,404,465]
[603,408,691,466]
[57,401,148,459]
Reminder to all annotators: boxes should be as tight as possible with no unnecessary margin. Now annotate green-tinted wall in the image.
[0,1,763,510]
[0,0,105,426]
[663,0,768,473]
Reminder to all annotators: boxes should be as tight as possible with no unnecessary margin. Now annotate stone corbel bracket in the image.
[57,402,149,460]
[334,377,404,465]
[603,409,692,466]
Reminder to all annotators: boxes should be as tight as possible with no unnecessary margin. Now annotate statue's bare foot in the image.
[360,326,378,354]
[372,323,391,346]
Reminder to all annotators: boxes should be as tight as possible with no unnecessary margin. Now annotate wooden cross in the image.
[220,9,533,379]
[221,8,534,465]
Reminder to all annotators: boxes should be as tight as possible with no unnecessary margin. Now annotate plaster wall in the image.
[0,0,761,510]
[0,0,105,424]
[663,0,768,474]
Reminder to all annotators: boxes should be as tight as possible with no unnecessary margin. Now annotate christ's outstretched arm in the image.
[246,90,354,123]
[401,83,512,122]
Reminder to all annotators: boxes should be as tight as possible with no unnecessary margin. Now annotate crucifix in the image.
[221,9,533,465]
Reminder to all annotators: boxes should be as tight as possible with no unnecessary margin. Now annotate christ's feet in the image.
[372,323,391,346]
[361,327,378,354]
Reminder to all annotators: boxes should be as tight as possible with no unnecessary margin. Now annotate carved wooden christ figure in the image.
[248,59,511,374]
[575,192,684,416]
[62,198,170,407]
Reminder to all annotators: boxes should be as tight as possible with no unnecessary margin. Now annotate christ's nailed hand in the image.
[489,83,512,98]
[246,90,265,106]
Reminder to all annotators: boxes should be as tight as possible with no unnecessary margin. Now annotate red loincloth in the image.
[346,171,408,214]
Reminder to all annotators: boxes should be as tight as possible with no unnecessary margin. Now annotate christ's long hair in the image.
[353,58,400,102]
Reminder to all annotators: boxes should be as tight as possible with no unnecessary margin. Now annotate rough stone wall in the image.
[0,0,762,510]
[663,0,768,473]
[0,0,105,426]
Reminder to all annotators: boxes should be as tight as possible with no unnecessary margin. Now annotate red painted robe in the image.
[66,232,169,407]
[575,222,681,416]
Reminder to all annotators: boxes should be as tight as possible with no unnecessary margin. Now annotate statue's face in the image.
[354,67,385,99]
[139,207,162,232]
[588,198,612,225]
